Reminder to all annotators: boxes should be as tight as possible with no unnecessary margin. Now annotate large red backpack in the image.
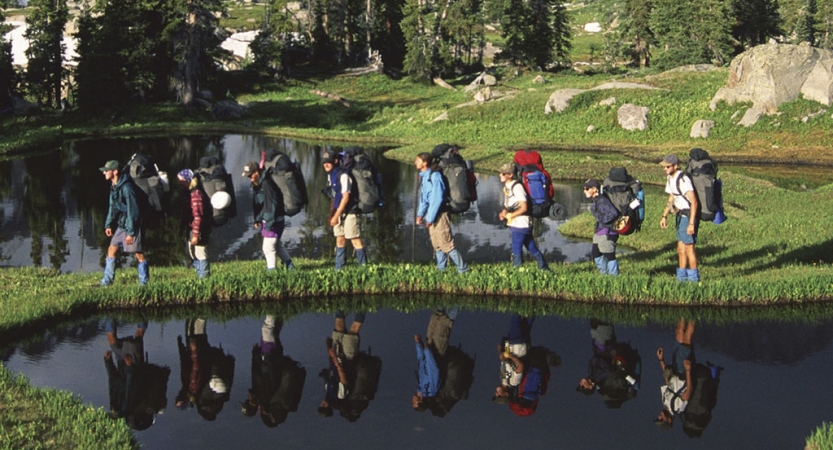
[512,150,555,218]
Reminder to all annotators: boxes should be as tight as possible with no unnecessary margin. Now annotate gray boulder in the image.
[738,107,764,127]
[212,100,246,120]
[617,104,649,131]
[710,42,833,114]
[545,89,585,114]
[690,120,715,138]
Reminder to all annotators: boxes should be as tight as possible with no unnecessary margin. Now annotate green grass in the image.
[807,422,833,450]
[0,367,136,450]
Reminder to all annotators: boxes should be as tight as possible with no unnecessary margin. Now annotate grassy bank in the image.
[5,66,833,448]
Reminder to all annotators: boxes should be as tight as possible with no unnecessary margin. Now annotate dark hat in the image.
[241,162,261,177]
[583,179,600,190]
[498,163,515,175]
[99,160,119,172]
[322,151,337,164]
[660,154,680,166]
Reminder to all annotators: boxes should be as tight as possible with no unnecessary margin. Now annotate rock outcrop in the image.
[710,43,833,116]
[545,82,663,114]
[690,120,715,138]
[617,104,649,131]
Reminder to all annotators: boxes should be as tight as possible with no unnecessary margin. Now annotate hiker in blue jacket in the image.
[583,178,620,275]
[415,152,468,273]
[100,160,149,286]
[413,334,440,410]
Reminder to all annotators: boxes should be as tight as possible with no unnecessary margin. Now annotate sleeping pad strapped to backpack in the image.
[339,146,384,214]
[195,156,237,227]
[602,167,645,235]
[263,149,309,216]
[431,144,477,214]
[124,153,170,228]
[513,149,556,219]
[682,148,724,223]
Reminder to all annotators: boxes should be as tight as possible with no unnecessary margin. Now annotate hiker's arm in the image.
[685,189,698,230]
[656,348,667,373]
[681,360,693,401]
[507,200,527,220]
[660,194,674,229]
[424,173,444,225]
[501,353,524,374]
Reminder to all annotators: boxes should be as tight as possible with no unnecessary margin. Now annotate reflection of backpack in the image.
[340,146,383,214]
[196,156,237,227]
[681,148,723,222]
[513,150,555,219]
[431,144,477,214]
[124,153,170,227]
[602,167,644,235]
[263,149,308,216]
[680,362,721,437]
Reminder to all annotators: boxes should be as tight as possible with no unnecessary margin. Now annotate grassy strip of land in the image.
[807,423,833,450]
[0,367,136,450]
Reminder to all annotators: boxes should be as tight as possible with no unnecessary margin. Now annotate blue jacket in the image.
[417,170,446,224]
[105,175,142,237]
[416,343,440,398]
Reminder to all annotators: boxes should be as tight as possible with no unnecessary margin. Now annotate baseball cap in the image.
[99,160,119,172]
[660,154,680,166]
[241,162,260,177]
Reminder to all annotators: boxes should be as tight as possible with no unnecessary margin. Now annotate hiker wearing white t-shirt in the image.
[659,154,700,282]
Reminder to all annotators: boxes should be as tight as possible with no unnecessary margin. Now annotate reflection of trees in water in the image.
[0,159,12,262]
[13,318,101,360]
[695,321,833,366]
[23,152,69,269]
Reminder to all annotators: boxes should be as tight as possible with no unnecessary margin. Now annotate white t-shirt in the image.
[500,342,528,387]
[504,181,531,229]
[660,375,688,414]
[665,171,694,211]
[339,172,352,195]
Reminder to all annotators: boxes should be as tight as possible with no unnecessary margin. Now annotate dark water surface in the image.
[0,135,594,272]
[4,306,833,449]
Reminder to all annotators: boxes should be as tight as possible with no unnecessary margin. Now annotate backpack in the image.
[263,149,308,217]
[431,144,477,214]
[339,146,384,214]
[602,167,645,235]
[680,362,721,437]
[195,156,237,227]
[123,153,170,228]
[513,150,555,219]
[680,148,724,222]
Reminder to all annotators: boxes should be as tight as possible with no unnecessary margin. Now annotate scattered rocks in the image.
[690,120,715,138]
[617,104,649,131]
[598,97,616,107]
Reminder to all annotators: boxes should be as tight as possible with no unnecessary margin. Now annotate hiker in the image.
[659,154,700,282]
[576,319,640,408]
[175,318,235,421]
[322,150,367,270]
[494,315,533,400]
[241,315,306,428]
[242,161,295,271]
[655,318,696,429]
[100,160,149,286]
[497,164,551,271]
[412,307,461,413]
[414,152,469,273]
[177,169,211,279]
[319,311,381,422]
[583,178,620,275]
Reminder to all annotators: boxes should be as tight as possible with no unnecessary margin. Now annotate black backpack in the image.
[339,146,383,214]
[195,156,237,227]
[123,153,170,228]
[431,144,477,214]
[263,149,308,217]
[602,167,644,235]
[681,148,724,222]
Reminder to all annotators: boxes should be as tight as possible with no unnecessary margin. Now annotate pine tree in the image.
[799,0,818,45]
[650,0,733,69]
[171,0,226,106]
[732,0,783,49]
[24,0,68,108]
[617,0,653,67]
[496,0,530,66]
[0,10,14,111]
[402,0,433,80]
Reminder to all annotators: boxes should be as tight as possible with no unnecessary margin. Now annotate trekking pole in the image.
[413,170,419,262]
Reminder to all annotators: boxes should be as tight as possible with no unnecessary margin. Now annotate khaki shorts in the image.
[428,211,456,253]
[334,213,361,240]
[331,330,360,360]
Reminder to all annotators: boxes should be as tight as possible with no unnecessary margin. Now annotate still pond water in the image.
[4,305,833,450]
[2,135,831,449]
[0,134,593,272]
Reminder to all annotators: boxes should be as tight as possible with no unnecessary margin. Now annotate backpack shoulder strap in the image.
[675,173,693,207]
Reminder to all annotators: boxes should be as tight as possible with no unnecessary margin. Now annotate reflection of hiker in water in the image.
[175,318,235,421]
[318,311,381,422]
[576,319,641,408]
[493,315,560,417]
[412,307,474,417]
[104,319,170,431]
[241,315,306,428]
[655,318,696,430]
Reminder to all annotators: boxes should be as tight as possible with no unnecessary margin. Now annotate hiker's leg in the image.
[263,237,277,270]
[523,231,549,270]
[101,257,117,286]
[510,228,524,267]
[435,250,448,271]
[448,249,468,273]
[136,253,149,286]
[353,238,367,266]
[605,255,619,276]
[591,243,607,274]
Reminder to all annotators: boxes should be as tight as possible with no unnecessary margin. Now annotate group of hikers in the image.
[98,143,723,286]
